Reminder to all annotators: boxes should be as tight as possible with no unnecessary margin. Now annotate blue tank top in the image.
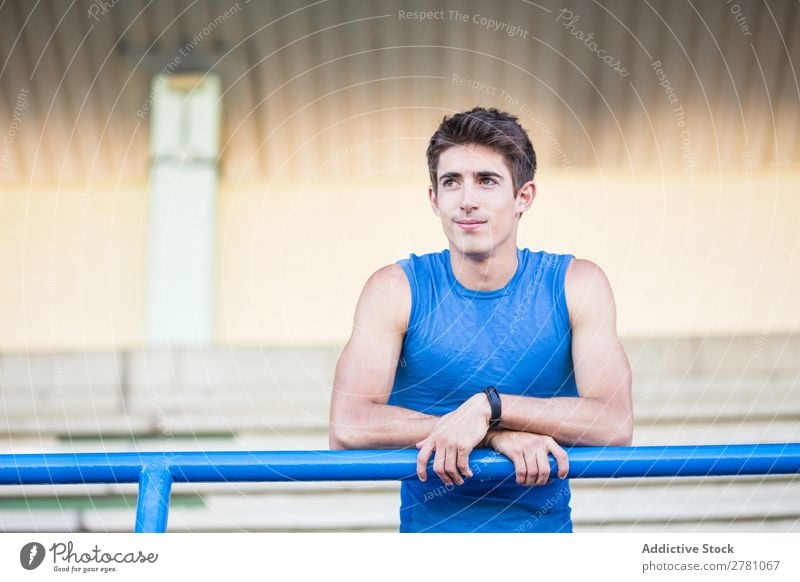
[388,246,578,533]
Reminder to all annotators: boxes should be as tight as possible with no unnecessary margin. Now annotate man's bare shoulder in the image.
[357,263,411,333]
[564,257,616,329]
[367,263,408,286]
[565,257,608,286]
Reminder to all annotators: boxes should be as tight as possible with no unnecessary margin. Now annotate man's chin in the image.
[449,239,493,260]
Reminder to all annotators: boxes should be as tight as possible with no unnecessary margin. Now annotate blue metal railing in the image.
[1,443,799,532]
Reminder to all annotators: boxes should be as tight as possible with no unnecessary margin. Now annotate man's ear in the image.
[428,185,441,216]
[515,181,536,217]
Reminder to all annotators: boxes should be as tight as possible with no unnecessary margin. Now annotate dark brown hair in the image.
[426,107,536,196]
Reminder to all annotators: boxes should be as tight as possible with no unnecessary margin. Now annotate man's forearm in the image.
[330,402,439,449]
[499,394,632,446]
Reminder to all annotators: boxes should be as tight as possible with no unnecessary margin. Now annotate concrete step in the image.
[80,491,400,532]
[0,415,156,436]
[570,475,800,523]
[0,412,325,435]
[0,352,122,391]
[632,376,800,419]
[0,509,81,532]
[575,518,800,532]
[632,419,800,445]
[624,334,800,379]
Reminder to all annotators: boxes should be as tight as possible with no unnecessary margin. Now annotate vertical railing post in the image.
[135,463,173,533]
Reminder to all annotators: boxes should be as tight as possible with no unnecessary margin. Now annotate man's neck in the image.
[448,243,519,292]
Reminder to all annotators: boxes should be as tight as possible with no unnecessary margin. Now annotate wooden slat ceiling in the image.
[0,0,797,182]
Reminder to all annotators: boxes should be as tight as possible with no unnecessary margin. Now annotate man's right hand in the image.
[415,394,492,485]
[486,430,570,486]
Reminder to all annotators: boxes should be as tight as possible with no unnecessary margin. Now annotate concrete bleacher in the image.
[1,334,798,532]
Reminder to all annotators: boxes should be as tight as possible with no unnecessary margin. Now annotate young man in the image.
[329,107,633,532]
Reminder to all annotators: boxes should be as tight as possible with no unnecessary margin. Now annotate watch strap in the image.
[483,386,502,428]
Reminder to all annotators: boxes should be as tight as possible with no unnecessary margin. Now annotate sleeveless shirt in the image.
[388,246,578,532]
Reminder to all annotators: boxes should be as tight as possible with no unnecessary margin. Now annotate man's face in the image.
[429,143,534,259]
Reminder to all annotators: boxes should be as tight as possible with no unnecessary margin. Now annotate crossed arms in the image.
[329,258,633,487]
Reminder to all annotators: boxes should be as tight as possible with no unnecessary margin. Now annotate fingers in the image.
[550,442,570,480]
[433,447,452,485]
[512,453,528,486]
[416,441,434,482]
[533,447,551,486]
[457,446,473,479]
[413,406,486,486]
[443,447,463,485]
[492,433,570,487]
[427,445,474,486]
[439,447,467,486]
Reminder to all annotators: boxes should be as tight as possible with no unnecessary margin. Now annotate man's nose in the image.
[459,184,480,209]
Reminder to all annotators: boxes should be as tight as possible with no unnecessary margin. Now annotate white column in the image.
[145,73,221,346]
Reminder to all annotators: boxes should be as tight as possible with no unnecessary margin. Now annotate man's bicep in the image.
[566,259,632,406]
[331,265,410,407]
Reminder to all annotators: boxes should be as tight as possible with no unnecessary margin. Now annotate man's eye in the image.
[480,177,497,185]
[443,179,456,187]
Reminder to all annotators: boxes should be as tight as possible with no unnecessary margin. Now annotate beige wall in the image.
[0,181,147,351]
[2,169,798,350]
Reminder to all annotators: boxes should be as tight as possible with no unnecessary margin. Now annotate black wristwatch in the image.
[483,386,502,429]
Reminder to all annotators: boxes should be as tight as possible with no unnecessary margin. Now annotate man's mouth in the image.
[454,219,487,231]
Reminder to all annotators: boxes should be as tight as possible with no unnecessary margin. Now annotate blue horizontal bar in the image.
[1,443,799,485]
